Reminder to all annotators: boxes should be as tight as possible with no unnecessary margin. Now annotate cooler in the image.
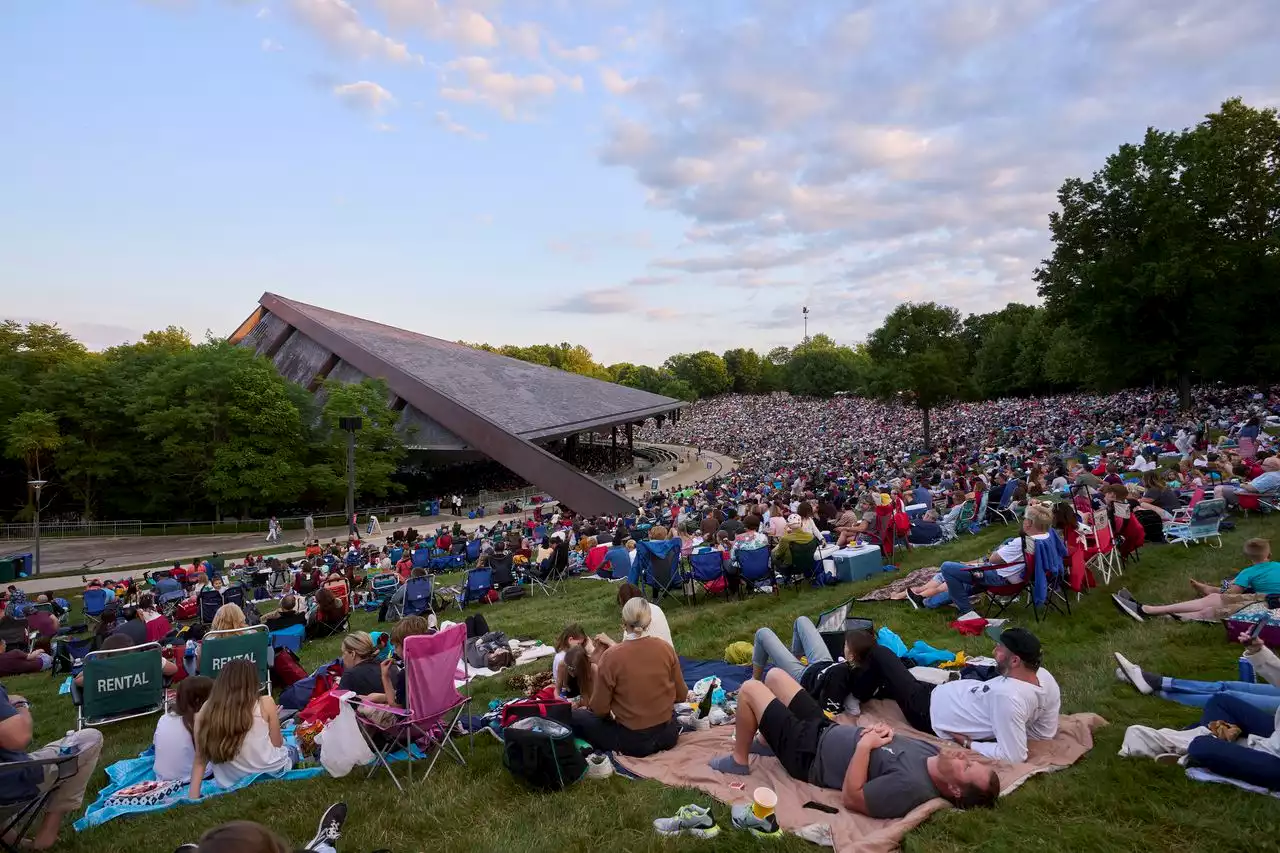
[832,545,882,583]
[0,557,15,583]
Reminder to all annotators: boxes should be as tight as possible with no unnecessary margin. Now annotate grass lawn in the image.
[12,516,1280,853]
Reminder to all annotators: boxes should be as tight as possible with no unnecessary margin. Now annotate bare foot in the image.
[1189,579,1216,596]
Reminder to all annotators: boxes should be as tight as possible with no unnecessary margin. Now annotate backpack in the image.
[500,696,573,728]
[502,716,587,791]
[271,647,307,690]
[499,585,526,602]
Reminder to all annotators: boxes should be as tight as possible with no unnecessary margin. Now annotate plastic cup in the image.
[751,786,777,819]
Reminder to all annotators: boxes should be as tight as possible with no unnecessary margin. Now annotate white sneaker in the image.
[586,753,614,779]
[1114,652,1153,695]
[654,804,720,838]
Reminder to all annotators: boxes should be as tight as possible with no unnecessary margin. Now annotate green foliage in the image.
[867,302,969,448]
[722,348,762,394]
[320,379,407,502]
[785,335,868,398]
[4,409,62,481]
[664,351,732,399]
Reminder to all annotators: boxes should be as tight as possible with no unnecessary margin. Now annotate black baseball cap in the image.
[987,626,1042,668]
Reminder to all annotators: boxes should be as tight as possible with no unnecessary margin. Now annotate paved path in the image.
[7,443,735,594]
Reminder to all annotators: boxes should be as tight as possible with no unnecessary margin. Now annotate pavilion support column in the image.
[627,423,634,459]
[611,426,618,469]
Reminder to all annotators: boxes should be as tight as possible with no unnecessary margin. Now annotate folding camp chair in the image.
[72,642,164,729]
[306,597,350,639]
[221,584,247,613]
[1084,521,1122,585]
[197,589,224,624]
[988,480,1019,525]
[461,567,493,608]
[687,551,726,603]
[1164,498,1226,547]
[973,488,991,530]
[643,549,684,604]
[324,579,352,612]
[199,625,272,693]
[0,751,82,853]
[465,539,482,565]
[781,538,822,591]
[401,576,435,618]
[488,554,516,590]
[269,623,305,653]
[736,547,774,596]
[1236,490,1279,517]
[153,576,186,617]
[82,588,111,630]
[348,624,472,791]
[371,572,400,603]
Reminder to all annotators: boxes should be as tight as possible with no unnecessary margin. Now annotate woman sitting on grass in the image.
[336,632,383,696]
[153,676,213,782]
[189,659,292,797]
[305,588,346,639]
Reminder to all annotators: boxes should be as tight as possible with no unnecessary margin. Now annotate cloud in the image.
[261,37,284,51]
[434,110,486,140]
[440,56,557,119]
[332,80,395,113]
[594,0,1280,343]
[376,0,499,49]
[256,6,270,19]
[289,0,422,64]
[628,274,677,287]
[544,287,632,315]
[551,43,601,62]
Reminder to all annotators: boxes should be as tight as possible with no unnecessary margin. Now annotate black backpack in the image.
[502,716,587,791]
[499,585,526,602]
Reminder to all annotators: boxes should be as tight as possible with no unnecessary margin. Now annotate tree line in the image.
[0,325,405,524]
[469,99,1280,447]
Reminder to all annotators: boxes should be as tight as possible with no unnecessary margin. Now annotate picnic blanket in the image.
[857,567,935,602]
[678,656,754,692]
[614,700,1105,853]
[1186,766,1280,798]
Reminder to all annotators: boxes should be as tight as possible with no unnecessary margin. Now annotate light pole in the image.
[28,480,46,576]
[802,305,809,342]
[338,417,362,536]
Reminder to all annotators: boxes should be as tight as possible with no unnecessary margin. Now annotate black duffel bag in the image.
[502,716,587,791]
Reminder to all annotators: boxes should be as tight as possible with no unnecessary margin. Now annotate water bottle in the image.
[59,731,76,756]
[1238,655,1256,684]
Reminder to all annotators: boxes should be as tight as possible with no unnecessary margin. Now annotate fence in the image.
[0,504,425,542]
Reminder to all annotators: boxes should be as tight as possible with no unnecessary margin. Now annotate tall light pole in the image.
[802,305,809,342]
[338,417,362,536]
[28,480,46,576]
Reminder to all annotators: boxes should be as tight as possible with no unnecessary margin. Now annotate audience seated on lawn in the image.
[628,525,683,587]
[189,659,292,797]
[908,503,1053,614]
[262,595,306,630]
[709,668,998,818]
[1118,631,1280,790]
[0,680,104,849]
[1215,455,1280,508]
[0,636,49,677]
[750,618,870,712]
[153,676,213,782]
[336,632,382,697]
[1112,537,1280,622]
[731,514,769,561]
[305,589,346,640]
[608,583,672,648]
[771,514,816,569]
[1114,635,1280,714]
[571,597,683,757]
[846,627,1059,764]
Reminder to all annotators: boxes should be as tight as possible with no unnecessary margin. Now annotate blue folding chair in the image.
[371,572,400,602]
[411,547,431,570]
[465,539,482,564]
[269,623,305,653]
[462,568,493,608]
[687,551,726,603]
[83,588,112,629]
[402,576,435,618]
[154,576,186,612]
[736,548,774,597]
[644,550,684,604]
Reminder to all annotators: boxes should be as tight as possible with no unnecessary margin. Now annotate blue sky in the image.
[3,1,1277,365]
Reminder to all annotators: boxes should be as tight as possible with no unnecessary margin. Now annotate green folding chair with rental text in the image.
[73,642,164,729]
[198,625,271,693]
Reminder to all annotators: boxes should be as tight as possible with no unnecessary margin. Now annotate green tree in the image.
[4,409,62,483]
[971,304,1040,398]
[35,357,127,518]
[611,363,667,394]
[1036,98,1280,407]
[722,348,763,394]
[664,351,731,398]
[866,302,968,450]
[658,378,697,402]
[1042,324,1096,389]
[785,335,866,397]
[320,379,406,503]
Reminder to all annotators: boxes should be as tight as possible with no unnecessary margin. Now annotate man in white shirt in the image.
[849,627,1060,765]
[912,503,1053,615]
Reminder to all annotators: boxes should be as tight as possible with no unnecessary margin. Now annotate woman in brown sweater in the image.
[571,597,684,756]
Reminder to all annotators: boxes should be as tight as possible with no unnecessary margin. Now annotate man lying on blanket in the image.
[710,668,999,818]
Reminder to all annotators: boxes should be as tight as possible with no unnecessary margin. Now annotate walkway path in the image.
[7,443,736,594]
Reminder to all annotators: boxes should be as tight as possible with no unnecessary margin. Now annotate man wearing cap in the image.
[770,514,816,570]
[846,627,1060,764]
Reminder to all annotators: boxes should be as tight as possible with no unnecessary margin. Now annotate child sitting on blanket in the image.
[154,676,213,782]
[189,660,292,798]
[553,624,594,699]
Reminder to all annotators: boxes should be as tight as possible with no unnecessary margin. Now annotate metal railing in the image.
[0,504,426,542]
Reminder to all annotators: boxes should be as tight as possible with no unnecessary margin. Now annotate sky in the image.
[3,1,1278,365]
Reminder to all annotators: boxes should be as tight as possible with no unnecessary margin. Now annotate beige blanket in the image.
[615,701,1106,853]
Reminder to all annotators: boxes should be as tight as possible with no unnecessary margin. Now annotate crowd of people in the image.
[3,382,1280,847]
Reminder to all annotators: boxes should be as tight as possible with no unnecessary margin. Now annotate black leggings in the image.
[849,645,935,733]
[570,709,679,757]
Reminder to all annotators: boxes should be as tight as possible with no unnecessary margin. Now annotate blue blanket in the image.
[678,656,753,692]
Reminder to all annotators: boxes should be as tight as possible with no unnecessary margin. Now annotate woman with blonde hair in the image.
[570,595,684,756]
[210,603,248,633]
[189,659,292,797]
[337,631,382,696]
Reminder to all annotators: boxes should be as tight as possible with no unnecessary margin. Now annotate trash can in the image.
[0,558,16,584]
[11,553,32,577]
[429,500,441,516]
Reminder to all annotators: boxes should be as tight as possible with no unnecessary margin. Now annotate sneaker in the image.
[1111,593,1144,622]
[1154,752,1182,765]
[305,802,347,851]
[905,590,924,610]
[586,753,614,779]
[730,804,781,838]
[654,804,721,838]
[174,846,199,853]
[1113,652,1152,695]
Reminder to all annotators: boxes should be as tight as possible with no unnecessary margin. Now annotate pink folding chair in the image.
[348,623,472,790]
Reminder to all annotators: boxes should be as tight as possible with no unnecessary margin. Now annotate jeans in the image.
[1157,677,1280,715]
[752,617,831,682]
[923,563,1006,613]
[1187,694,1280,788]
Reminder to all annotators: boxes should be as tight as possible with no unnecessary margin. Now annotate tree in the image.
[1036,98,1280,408]
[658,378,697,402]
[1042,324,1096,389]
[785,335,867,397]
[866,302,968,450]
[765,345,792,366]
[611,363,667,394]
[320,379,406,503]
[722,348,763,394]
[664,351,731,398]
[4,410,62,483]
[35,357,127,518]
[971,304,1040,398]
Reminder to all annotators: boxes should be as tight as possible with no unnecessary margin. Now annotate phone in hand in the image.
[1249,613,1271,641]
